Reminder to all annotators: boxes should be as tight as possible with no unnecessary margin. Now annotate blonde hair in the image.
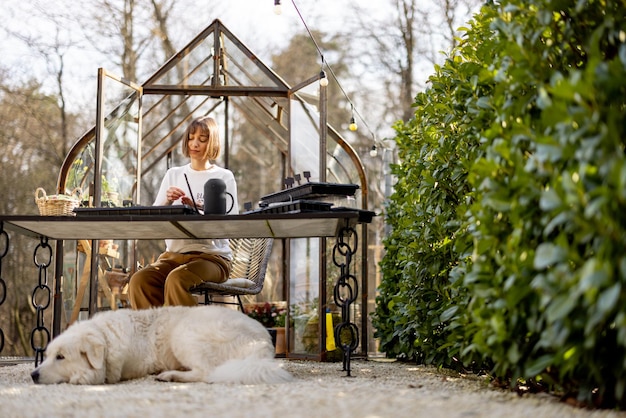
[181,116,220,160]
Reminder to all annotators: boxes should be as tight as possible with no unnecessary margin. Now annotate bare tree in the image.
[2,4,89,171]
[0,74,77,355]
[271,30,351,130]
[149,0,178,60]
[346,0,481,124]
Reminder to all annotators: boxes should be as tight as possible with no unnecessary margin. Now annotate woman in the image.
[128,116,239,309]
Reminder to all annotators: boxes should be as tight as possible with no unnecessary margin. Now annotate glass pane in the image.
[230,95,289,154]
[66,145,95,205]
[139,94,218,205]
[325,140,362,208]
[99,80,141,206]
[289,98,320,180]
[148,32,215,86]
[222,35,281,88]
[328,141,358,184]
[289,238,320,355]
[147,29,282,89]
[88,71,141,312]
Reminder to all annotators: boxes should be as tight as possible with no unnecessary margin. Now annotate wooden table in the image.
[2,211,360,240]
[0,210,367,372]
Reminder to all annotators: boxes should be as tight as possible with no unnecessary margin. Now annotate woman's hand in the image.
[180,196,195,207]
[166,186,186,204]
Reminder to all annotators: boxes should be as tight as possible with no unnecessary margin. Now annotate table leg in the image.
[332,225,359,377]
[0,223,8,355]
[31,236,53,366]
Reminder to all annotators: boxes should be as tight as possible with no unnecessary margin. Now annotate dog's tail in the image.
[206,358,293,384]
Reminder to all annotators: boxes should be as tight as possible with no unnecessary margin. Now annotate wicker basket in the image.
[35,187,82,216]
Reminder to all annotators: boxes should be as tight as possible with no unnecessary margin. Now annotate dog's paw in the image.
[155,370,177,382]
[156,369,204,383]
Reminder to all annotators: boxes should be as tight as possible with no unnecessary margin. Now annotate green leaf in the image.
[579,259,609,292]
[525,355,555,377]
[596,283,621,316]
[539,188,561,211]
[440,306,459,322]
[546,294,577,323]
[507,343,521,364]
[533,243,567,269]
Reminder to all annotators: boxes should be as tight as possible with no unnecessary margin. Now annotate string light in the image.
[369,145,378,157]
[273,0,282,15]
[349,116,357,132]
[349,105,357,131]
[277,0,376,145]
[319,70,328,87]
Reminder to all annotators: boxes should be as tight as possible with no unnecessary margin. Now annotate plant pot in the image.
[268,327,286,355]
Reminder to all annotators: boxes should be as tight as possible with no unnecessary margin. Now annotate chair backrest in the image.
[190,237,273,309]
[228,237,273,290]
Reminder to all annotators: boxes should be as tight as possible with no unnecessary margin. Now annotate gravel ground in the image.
[1,359,625,418]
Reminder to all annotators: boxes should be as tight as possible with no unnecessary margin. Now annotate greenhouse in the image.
[52,19,372,361]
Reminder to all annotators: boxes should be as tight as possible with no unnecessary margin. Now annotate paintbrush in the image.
[184,173,200,214]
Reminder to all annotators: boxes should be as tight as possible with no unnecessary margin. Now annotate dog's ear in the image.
[82,331,106,370]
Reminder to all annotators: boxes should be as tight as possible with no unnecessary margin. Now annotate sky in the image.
[1,0,363,80]
[0,0,465,142]
[0,0,367,111]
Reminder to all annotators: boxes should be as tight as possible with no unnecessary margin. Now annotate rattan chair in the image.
[190,237,273,311]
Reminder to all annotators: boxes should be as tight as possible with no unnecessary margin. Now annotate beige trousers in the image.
[128,251,231,309]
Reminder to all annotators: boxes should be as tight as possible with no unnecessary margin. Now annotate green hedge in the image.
[372,0,626,408]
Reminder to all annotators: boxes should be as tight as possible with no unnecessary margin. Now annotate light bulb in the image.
[274,0,282,15]
[319,71,328,86]
[369,145,378,157]
[349,117,357,131]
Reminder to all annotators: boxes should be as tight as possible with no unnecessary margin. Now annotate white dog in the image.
[31,305,293,385]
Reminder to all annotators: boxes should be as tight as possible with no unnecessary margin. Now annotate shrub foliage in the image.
[373,0,626,407]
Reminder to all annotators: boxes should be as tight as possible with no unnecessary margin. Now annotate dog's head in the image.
[31,325,107,385]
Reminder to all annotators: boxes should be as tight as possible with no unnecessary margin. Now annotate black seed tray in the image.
[256,200,333,214]
[74,205,197,216]
[260,182,359,205]
[331,207,377,223]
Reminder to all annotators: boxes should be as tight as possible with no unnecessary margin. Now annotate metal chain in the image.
[0,222,8,354]
[31,236,52,366]
[332,226,358,376]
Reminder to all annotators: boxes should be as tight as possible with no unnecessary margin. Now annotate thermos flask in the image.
[203,178,234,214]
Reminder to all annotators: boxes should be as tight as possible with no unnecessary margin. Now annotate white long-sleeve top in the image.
[154,163,239,258]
